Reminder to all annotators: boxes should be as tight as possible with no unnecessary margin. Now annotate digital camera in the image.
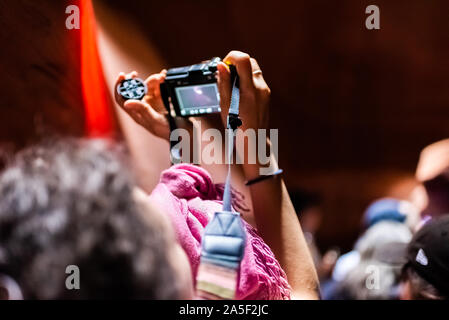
[160,57,236,117]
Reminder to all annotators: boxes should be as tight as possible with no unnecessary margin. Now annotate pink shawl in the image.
[149,164,291,300]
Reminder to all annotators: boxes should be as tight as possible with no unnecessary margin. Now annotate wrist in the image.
[241,138,279,180]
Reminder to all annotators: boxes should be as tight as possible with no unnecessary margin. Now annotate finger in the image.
[223,51,254,91]
[144,73,167,113]
[127,71,138,79]
[250,58,263,80]
[124,99,166,125]
[250,58,260,71]
[250,58,269,90]
[124,100,169,138]
[117,72,126,82]
[217,62,231,124]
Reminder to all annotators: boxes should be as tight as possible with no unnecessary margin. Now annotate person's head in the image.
[355,221,412,261]
[415,139,449,218]
[330,222,412,299]
[362,198,412,229]
[0,138,192,299]
[336,260,399,300]
[399,215,449,300]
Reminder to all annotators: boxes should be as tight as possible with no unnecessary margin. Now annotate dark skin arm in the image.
[217,51,319,299]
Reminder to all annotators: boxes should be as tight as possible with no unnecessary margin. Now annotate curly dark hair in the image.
[0,138,181,299]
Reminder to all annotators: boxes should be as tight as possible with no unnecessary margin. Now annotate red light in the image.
[80,0,114,136]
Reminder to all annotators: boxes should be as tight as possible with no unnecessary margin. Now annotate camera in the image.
[160,57,236,117]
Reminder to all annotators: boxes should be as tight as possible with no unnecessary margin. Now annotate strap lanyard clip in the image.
[227,65,241,132]
[227,114,242,131]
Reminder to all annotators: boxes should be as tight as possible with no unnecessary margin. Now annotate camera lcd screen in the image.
[174,83,221,116]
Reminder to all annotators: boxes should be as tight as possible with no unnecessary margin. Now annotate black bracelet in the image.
[245,169,283,186]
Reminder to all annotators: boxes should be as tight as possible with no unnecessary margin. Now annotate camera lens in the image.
[117,78,147,100]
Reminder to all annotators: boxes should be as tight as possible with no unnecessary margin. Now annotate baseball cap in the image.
[404,215,449,294]
[363,198,408,228]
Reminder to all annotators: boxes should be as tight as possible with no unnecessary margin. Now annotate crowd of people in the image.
[294,138,449,300]
[0,50,448,300]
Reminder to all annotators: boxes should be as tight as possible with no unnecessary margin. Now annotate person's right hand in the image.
[114,70,170,140]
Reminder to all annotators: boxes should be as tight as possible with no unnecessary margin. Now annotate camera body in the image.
[160,57,235,117]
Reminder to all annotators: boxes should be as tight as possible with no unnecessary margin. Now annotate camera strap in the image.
[196,75,246,300]
[223,75,242,211]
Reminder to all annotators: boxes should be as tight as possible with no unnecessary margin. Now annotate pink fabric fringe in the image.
[149,164,291,300]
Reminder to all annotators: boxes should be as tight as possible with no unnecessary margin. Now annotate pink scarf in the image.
[149,164,291,300]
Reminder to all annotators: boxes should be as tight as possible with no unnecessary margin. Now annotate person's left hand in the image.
[114,70,171,140]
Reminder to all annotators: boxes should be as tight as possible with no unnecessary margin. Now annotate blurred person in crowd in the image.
[324,198,414,299]
[333,259,401,300]
[329,141,449,300]
[327,221,412,300]
[290,190,323,267]
[0,139,193,299]
[415,139,449,219]
[355,221,412,261]
[114,50,320,299]
[331,198,414,282]
[399,215,449,300]
[290,190,339,281]
[363,198,410,228]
